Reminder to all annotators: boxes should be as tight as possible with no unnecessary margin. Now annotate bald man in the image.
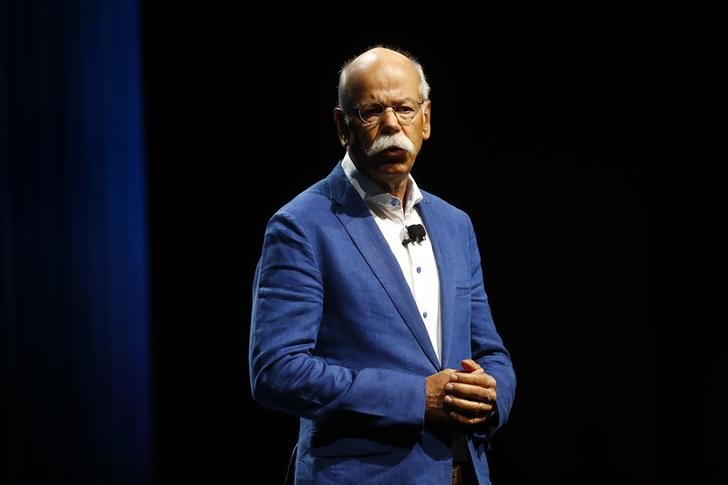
[249,46,515,485]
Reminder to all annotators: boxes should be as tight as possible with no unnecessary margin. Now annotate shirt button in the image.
[423,312,428,318]
[416,266,422,273]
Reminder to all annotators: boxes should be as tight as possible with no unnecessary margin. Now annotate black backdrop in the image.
[142,8,721,485]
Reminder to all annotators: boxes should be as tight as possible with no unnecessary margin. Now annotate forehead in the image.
[347,57,421,103]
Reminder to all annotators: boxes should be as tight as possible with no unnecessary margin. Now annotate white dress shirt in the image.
[342,154,442,362]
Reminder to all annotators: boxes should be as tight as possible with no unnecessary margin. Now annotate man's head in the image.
[334,47,431,194]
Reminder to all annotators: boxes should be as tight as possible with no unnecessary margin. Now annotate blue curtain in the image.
[1,1,150,483]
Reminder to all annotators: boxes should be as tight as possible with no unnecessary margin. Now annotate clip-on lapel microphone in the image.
[402,224,427,247]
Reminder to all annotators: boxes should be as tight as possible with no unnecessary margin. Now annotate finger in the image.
[446,382,496,403]
[460,359,482,372]
[451,371,496,388]
[444,394,495,418]
[448,410,488,428]
[439,368,458,378]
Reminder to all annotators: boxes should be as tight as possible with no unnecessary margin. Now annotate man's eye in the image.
[359,105,383,117]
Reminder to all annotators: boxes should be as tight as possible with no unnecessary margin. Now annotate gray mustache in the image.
[365,133,416,156]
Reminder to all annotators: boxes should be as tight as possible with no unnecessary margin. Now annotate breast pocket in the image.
[452,282,472,336]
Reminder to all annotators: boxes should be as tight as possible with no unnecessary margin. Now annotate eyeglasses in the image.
[351,99,424,125]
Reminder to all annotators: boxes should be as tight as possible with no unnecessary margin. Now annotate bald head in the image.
[337,47,430,110]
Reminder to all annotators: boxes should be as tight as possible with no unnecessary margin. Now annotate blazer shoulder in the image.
[270,161,352,224]
[420,190,471,224]
[285,178,329,209]
[266,176,334,230]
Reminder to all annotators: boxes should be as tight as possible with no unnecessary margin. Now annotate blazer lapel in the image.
[328,165,440,370]
[418,198,459,369]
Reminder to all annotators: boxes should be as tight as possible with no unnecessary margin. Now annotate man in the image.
[249,46,515,485]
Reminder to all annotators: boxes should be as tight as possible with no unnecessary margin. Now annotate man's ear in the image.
[334,108,350,148]
[421,100,432,140]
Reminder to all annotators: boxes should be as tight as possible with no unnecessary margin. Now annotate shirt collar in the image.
[341,153,423,216]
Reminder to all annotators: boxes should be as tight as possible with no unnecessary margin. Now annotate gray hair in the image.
[337,46,431,110]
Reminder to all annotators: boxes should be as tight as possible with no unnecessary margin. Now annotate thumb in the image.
[460,359,483,373]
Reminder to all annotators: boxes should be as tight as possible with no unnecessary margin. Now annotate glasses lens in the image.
[358,103,384,124]
[394,101,419,122]
[355,100,422,124]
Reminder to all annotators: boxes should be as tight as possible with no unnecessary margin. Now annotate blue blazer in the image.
[249,163,515,484]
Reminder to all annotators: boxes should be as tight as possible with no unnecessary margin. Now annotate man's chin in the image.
[376,148,409,163]
[373,160,411,179]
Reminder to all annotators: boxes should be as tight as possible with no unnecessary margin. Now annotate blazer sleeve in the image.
[248,211,426,430]
[466,215,517,434]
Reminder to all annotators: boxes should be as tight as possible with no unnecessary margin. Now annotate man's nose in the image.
[379,107,401,133]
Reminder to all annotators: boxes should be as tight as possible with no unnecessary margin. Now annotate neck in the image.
[378,177,409,202]
[347,155,411,202]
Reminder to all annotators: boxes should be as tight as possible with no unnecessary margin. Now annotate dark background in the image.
[141,7,721,485]
[3,4,722,484]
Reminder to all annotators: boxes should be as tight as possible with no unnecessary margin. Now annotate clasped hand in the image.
[425,359,497,429]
